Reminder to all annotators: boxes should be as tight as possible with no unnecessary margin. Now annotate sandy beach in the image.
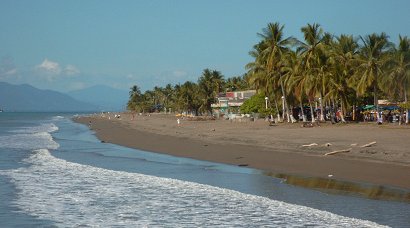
[75,113,410,190]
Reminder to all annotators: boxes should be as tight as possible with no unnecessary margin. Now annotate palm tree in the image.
[282,50,304,122]
[197,69,225,114]
[129,85,141,99]
[246,41,267,89]
[225,75,249,92]
[285,49,313,122]
[178,81,201,115]
[297,23,326,122]
[127,85,142,111]
[246,42,282,120]
[163,84,174,113]
[385,35,410,124]
[327,34,359,122]
[257,22,295,122]
[353,32,393,120]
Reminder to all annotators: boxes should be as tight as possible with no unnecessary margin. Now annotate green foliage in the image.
[240,93,276,117]
[197,69,225,114]
[126,22,409,120]
[399,102,410,110]
[127,85,142,111]
[225,75,249,92]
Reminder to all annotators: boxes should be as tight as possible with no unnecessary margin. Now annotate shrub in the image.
[240,93,276,118]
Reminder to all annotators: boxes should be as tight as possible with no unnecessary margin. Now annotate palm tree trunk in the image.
[273,98,281,122]
[280,81,290,122]
[309,100,315,123]
[374,73,379,122]
[289,106,297,123]
[330,99,336,123]
[340,99,346,123]
[405,89,409,124]
[319,95,324,121]
[300,100,306,122]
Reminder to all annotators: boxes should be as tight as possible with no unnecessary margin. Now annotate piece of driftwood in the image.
[324,148,352,156]
[360,141,376,148]
[301,143,318,147]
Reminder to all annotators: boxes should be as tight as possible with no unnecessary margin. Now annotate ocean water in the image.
[0,113,409,227]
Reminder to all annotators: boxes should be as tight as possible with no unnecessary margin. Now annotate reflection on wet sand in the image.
[265,172,410,203]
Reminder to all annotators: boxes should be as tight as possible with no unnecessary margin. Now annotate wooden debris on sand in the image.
[360,141,377,148]
[301,143,318,147]
[324,148,352,156]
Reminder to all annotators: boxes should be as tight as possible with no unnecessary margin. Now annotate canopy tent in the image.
[362,105,375,110]
[381,106,399,111]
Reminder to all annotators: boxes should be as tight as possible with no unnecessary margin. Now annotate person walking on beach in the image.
[177,118,180,126]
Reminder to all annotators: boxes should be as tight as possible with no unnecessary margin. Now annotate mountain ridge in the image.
[0,82,98,112]
[68,85,128,111]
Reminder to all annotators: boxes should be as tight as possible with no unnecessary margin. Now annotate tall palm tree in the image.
[282,50,304,122]
[197,69,225,114]
[353,32,393,119]
[257,22,295,121]
[225,75,249,92]
[178,81,201,115]
[385,35,410,123]
[298,23,326,122]
[163,84,174,113]
[152,86,165,111]
[127,85,142,111]
[327,34,359,122]
[129,85,141,98]
[246,41,269,90]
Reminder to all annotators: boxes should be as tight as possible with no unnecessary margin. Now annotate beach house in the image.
[211,90,256,115]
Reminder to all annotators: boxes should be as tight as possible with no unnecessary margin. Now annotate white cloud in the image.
[35,58,61,75]
[64,64,80,76]
[34,59,81,81]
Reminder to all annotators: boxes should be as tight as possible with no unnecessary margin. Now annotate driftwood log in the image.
[324,148,352,156]
[301,143,318,147]
[360,141,377,148]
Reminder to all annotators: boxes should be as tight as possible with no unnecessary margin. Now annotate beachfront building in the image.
[211,90,256,116]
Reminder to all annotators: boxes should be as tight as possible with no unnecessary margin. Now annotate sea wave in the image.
[52,116,64,121]
[0,149,386,227]
[10,123,59,134]
[1,123,59,150]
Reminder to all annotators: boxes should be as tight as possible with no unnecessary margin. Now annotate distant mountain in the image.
[0,82,98,112]
[68,85,128,111]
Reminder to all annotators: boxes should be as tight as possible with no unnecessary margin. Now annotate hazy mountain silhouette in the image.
[0,82,98,112]
[68,85,128,111]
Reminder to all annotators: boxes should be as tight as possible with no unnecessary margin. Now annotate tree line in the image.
[128,22,410,123]
[127,69,249,115]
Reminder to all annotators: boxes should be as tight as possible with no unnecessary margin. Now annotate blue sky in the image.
[0,0,409,92]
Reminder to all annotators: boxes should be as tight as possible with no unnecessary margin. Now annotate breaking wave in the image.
[1,149,385,227]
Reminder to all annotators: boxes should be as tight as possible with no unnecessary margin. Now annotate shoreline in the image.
[74,113,410,192]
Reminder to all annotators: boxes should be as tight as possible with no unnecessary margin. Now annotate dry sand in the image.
[74,113,410,190]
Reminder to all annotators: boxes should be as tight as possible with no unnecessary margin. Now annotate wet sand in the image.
[74,113,410,190]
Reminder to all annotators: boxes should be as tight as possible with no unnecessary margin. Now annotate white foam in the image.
[1,123,59,150]
[0,149,386,227]
[0,131,59,150]
[11,123,59,134]
[53,115,64,119]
